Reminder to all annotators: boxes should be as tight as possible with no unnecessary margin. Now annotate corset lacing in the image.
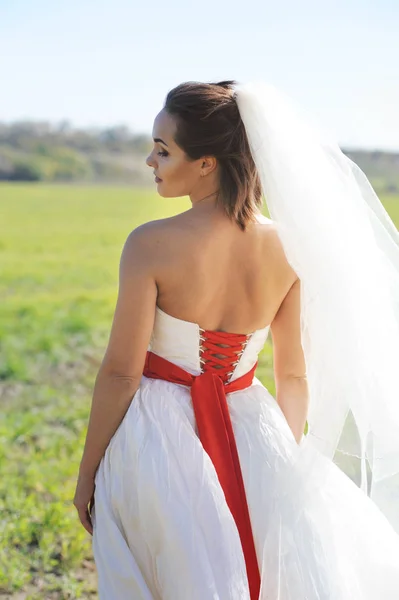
[199,329,251,382]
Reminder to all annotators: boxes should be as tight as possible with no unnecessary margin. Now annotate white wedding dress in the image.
[92,305,399,599]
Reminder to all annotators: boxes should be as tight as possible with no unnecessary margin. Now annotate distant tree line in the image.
[0,121,152,184]
[0,120,398,192]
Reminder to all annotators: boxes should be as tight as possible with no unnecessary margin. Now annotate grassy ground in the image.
[1,183,398,599]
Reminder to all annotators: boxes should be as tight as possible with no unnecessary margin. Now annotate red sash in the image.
[143,349,261,600]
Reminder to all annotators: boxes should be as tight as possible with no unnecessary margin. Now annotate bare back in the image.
[151,209,297,334]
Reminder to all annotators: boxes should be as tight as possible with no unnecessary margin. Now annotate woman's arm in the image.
[78,225,158,478]
[275,375,309,445]
[78,371,141,478]
[270,276,309,445]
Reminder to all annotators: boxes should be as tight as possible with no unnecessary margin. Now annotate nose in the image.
[146,151,155,168]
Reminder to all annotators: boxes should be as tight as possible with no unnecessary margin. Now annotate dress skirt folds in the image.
[91,306,399,599]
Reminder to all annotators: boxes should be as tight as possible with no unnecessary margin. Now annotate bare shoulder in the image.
[127,215,177,239]
[121,216,181,267]
[259,219,298,286]
[255,218,285,256]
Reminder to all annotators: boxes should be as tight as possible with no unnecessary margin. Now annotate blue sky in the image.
[1,0,398,150]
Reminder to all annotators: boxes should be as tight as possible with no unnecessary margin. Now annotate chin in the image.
[157,188,174,198]
[156,185,187,199]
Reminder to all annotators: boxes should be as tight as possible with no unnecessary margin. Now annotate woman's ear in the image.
[201,156,217,176]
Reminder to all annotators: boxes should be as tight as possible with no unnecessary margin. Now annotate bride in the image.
[74,80,399,599]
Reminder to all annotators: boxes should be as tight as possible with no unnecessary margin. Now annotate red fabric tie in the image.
[143,341,261,600]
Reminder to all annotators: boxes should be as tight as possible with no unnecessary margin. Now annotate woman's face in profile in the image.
[146,109,203,198]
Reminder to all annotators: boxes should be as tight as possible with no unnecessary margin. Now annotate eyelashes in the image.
[157,151,169,157]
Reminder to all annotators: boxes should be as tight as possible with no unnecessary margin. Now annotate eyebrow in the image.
[153,137,168,147]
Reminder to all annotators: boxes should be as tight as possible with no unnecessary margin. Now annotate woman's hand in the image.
[73,472,96,536]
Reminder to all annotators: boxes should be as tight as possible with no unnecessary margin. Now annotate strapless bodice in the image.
[148,306,270,382]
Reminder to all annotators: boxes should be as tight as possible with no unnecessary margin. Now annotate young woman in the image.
[74,80,399,599]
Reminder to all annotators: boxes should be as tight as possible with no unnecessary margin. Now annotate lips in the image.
[155,176,162,182]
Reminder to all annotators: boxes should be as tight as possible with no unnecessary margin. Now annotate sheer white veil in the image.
[234,81,399,534]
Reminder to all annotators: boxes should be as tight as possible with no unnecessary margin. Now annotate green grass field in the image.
[1,183,398,599]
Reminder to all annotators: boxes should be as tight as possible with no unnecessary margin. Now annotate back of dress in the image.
[149,305,270,380]
[92,286,299,600]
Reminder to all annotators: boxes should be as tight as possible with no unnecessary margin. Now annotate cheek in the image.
[161,159,191,185]
[159,164,191,197]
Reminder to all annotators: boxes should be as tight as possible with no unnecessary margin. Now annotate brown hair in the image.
[164,80,263,231]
